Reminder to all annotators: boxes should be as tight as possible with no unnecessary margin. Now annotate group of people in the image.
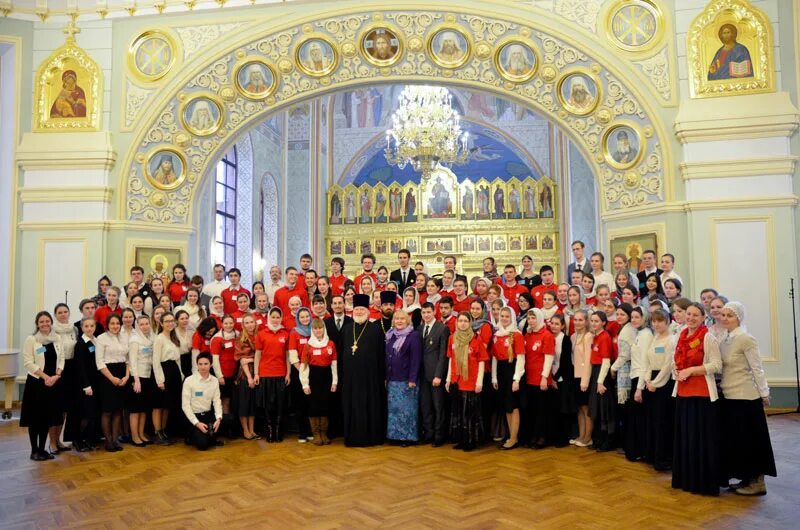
[19,243,776,497]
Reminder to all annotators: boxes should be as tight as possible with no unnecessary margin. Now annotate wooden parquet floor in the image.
[0,414,798,529]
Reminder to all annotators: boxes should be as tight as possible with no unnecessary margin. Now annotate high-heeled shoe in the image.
[500,441,519,451]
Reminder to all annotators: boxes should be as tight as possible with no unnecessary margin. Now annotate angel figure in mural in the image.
[509,186,521,219]
[389,188,403,221]
[539,184,554,218]
[467,144,502,163]
[330,191,342,224]
[524,185,537,218]
[707,23,753,80]
[493,186,505,219]
[429,177,452,217]
[477,185,490,218]
[462,186,474,217]
[374,189,387,222]
[50,70,87,118]
[404,189,417,221]
[360,191,372,223]
[345,191,357,224]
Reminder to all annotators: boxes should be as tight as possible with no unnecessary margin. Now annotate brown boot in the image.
[735,475,766,496]
[310,417,323,446]
[320,417,330,445]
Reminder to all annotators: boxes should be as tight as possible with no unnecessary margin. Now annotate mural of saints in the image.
[330,191,342,224]
[374,189,387,222]
[389,188,402,221]
[493,185,505,219]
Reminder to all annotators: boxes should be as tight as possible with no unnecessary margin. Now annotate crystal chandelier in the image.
[384,85,469,180]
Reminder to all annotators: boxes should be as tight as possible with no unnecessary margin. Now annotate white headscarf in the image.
[402,287,421,313]
[494,307,519,337]
[723,301,746,331]
[527,307,546,333]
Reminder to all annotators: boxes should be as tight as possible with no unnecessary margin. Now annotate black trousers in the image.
[189,411,218,451]
[419,380,446,442]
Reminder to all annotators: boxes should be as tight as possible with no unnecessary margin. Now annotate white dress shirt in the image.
[265,280,286,305]
[129,332,155,379]
[153,334,182,384]
[95,332,129,370]
[202,279,230,300]
[182,373,223,425]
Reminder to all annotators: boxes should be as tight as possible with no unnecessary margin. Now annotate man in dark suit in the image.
[324,294,352,440]
[636,249,663,291]
[417,302,450,446]
[566,240,589,282]
[389,248,416,291]
[440,255,468,284]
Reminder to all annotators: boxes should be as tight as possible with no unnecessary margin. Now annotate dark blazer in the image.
[566,260,590,283]
[636,268,663,291]
[385,330,422,384]
[416,320,450,383]
[390,268,417,292]
[554,332,574,383]
[325,314,353,356]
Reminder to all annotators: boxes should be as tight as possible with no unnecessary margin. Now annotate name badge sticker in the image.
[182,285,188,292]
[654,346,665,354]
[313,349,322,356]
[88,345,95,353]
[35,346,46,354]
[224,342,233,348]
[195,391,203,397]
[142,347,152,354]
[689,339,700,349]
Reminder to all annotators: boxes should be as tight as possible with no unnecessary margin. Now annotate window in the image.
[260,173,279,269]
[214,146,237,268]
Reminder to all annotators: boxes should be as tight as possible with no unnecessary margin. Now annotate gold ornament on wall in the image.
[180,94,224,137]
[144,147,188,191]
[605,0,663,53]
[233,58,277,100]
[687,0,774,98]
[360,24,404,67]
[295,35,339,77]
[427,25,472,69]
[556,68,601,116]
[34,22,102,132]
[602,122,645,170]
[494,38,539,84]
[128,29,177,83]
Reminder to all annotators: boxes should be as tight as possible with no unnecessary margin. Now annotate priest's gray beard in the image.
[353,314,369,324]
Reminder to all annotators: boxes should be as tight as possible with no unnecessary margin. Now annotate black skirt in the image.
[523,384,553,444]
[180,352,193,378]
[719,397,777,481]
[623,377,648,462]
[99,362,127,413]
[19,374,63,429]
[126,375,155,413]
[307,364,334,416]
[449,385,483,447]
[571,377,589,407]
[57,358,76,414]
[219,379,233,400]
[557,377,578,414]
[644,372,674,470]
[153,361,182,410]
[236,378,258,417]
[496,359,522,413]
[588,364,616,435]
[672,396,720,496]
[257,376,286,414]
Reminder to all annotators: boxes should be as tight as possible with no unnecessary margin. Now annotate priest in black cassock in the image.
[378,291,396,335]
[340,294,386,447]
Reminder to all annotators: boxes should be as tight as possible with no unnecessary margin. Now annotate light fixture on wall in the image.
[384,85,469,181]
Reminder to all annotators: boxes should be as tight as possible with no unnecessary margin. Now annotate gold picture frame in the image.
[180,93,224,137]
[34,35,102,132]
[427,25,472,69]
[687,0,774,98]
[128,29,178,83]
[601,121,645,170]
[604,0,664,54]
[134,246,182,280]
[144,146,188,191]
[556,68,602,117]
[295,35,339,78]
[233,58,277,100]
[494,38,539,83]
[610,232,658,274]
[360,24,404,68]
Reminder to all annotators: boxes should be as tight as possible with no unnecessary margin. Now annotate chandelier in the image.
[384,85,470,180]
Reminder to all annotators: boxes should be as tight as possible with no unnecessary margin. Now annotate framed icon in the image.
[557,70,601,116]
[144,147,187,191]
[233,59,277,100]
[361,26,403,67]
[428,26,471,69]
[494,39,538,83]
[180,95,223,136]
[296,37,339,77]
[602,122,644,170]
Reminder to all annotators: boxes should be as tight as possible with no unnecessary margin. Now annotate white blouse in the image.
[152,334,182,385]
[129,332,155,379]
[95,332,129,370]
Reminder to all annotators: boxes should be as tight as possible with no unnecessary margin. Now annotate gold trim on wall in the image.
[127,29,179,84]
[709,215,779,362]
[603,0,665,54]
[427,23,473,70]
[179,92,225,137]
[606,222,667,262]
[125,238,189,277]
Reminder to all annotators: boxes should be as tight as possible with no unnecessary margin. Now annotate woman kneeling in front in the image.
[182,352,223,450]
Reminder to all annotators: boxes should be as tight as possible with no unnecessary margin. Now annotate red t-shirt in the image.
[288,330,310,360]
[531,284,556,308]
[282,313,297,331]
[452,295,473,314]
[252,312,268,331]
[94,304,122,329]
[491,332,524,362]
[501,282,530,313]
[354,272,377,293]
[675,326,710,398]
[191,331,211,353]
[301,339,337,368]
[254,328,289,377]
[210,333,238,378]
[447,335,489,392]
[524,328,555,386]
[230,310,247,332]
[584,295,597,307]
[167,281,191,304]
[606,320,621,361]
[273,284,309,318]
[329,274,348,296]
[474,322,493,350]
[590,330,613,365]
[221,286,251,316]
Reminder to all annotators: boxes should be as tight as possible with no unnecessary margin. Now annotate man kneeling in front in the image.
[182,352,223,450]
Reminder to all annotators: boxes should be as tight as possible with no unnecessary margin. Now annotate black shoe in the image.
[432,440,444,448]
[500,442,519,451]
[41,450,55,460]
[453,443,464,450]
[117,435,132,445]
[131,440,147,448]
[214,439,225,447]
[462,443,476,452]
